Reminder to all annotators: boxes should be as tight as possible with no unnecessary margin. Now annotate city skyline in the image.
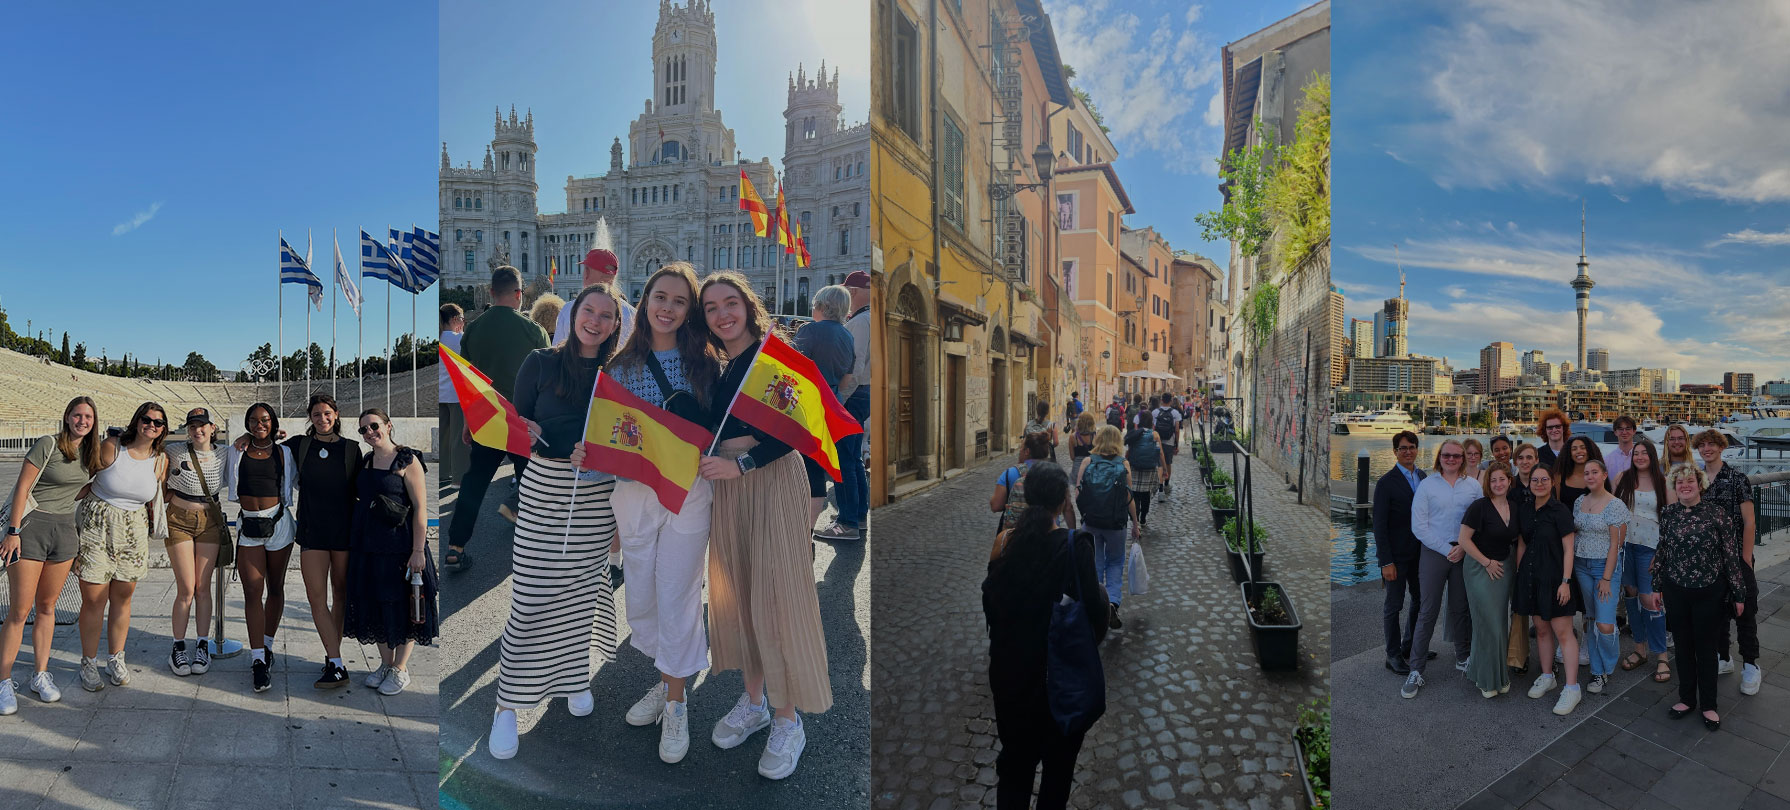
[1332,0,1790,385]
[0,2,437,372]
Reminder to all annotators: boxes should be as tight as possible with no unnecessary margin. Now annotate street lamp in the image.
[988,142,1057,200]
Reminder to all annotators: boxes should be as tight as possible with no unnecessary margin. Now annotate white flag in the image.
[335,236,362,317]
[306,231,321,310]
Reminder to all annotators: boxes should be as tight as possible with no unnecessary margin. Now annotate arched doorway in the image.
[892,285,927,478]
[990,327,1007,452]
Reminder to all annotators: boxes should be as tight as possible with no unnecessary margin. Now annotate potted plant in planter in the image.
[1222,516,1267,583]
[1241,579,1301,670]
[1293,698,1330,808]
[1206,466,1232,494]
[1208,487,1236,533]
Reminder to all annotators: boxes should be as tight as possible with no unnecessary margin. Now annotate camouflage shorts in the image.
[75,497,150,584]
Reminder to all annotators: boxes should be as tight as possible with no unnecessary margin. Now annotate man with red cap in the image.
[553,245,635,345]
[816,270,872,541]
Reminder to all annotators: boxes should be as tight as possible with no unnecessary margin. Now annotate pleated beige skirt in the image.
[708,448,833,713]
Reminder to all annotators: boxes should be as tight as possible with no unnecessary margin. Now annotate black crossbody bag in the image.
[645,352,706,426]
[239,448,285,538]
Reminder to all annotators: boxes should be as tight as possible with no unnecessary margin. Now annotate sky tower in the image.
[1572,201,1594,372]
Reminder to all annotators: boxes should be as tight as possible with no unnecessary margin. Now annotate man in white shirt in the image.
[438,303,466,485]
[552,248,635,345]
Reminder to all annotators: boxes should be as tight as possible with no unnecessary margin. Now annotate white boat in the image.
[1497,421,1517,436]
[1333,408,1419,436]
[1640,418,1658,431]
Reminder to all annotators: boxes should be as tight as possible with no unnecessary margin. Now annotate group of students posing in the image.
[455,263,841,781]
[1376,412,1758,729]
[1,393,437,715]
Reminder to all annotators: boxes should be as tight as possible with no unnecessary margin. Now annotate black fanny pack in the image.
[373,493,411,528]
[241,504,285,538]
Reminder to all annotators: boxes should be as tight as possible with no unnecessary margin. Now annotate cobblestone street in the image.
[871,443,1332,810]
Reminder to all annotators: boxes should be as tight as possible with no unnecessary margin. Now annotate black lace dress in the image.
[344,448,438,645]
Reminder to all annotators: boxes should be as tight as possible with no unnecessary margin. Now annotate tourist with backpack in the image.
[1152,397,1182,501]
[1124,423,1167,528]
[982,463,1108,810]
[1077,425,1141,630]
[1104,398,1124,430]
[992,434,1059,534]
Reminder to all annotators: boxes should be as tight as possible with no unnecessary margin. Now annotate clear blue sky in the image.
[1040,0,1318,274]
[1333,0,1790,385]
[440,0,868,214]
[0,2,437,374]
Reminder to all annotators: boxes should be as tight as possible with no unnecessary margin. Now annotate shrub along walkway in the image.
[870,441,1331,810]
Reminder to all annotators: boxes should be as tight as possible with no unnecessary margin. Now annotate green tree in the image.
[60,332,70,365]
[1265,73,1331,271]
[183,351,219,382]
[308,343,328,379]
[72,342,87,369]
[1195,124,1277,261]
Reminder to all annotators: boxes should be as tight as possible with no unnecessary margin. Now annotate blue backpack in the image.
[1047,530,1107,736]
[1076,456,1131,530]
[1127,430,1160,471]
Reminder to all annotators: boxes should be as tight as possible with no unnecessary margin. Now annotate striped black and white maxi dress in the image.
[496,455,619,708]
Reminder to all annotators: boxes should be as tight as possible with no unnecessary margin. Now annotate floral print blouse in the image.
[1571,494,1629,559]
[1653,499,1745,594]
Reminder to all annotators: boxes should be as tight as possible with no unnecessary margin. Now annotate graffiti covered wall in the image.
[1249,241,1332,507]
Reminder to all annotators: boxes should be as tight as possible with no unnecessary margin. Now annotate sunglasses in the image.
[141,418,167,427]
[357,424,381,436]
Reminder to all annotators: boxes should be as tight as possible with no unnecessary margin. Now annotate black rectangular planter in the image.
[1225,549,1265,583]
[1211,506,1236,534]
[1294,732,1322,808]
[1210,438,1238,454]
[1241,581,1302,670]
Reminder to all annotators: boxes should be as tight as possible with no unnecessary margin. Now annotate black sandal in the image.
[444,547,470,572]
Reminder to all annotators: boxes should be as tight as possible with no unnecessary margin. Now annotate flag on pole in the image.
[438,345,534,457]
[793,221,810,269]
[775,184,793,251]
[722,333,863,481]
[404,226,441,292]
[359,230,409,287]
[739,170,769,237]
[280,236,323,309]
[334,236,361,317]
[548,255,558,285]
[580,373,714,514]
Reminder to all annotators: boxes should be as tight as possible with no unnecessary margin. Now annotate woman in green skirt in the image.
[1458,461,1522,697]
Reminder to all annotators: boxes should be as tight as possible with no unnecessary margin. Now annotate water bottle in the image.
[409,568,427,624]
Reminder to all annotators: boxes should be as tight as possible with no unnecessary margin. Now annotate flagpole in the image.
[277,230,284,414]
[305,230,313,399]
[385,225,392,415]
[411,290,418,418]
[706,333,767,455]
[358,228,364,410]
[331,228,339,400]
[563,369,607,554]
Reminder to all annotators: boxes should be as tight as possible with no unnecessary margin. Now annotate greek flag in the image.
[389,227,440,293]
[280,236,322,310]
[359,229,409,289]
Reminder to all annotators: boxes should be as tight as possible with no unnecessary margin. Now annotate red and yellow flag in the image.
[723,333,863,481]
[548,255,558,283]
[775,184,794,250]
[739,170,769,237]
[581,372,714,513]
[793,221,810,268]
[439,345,533,458]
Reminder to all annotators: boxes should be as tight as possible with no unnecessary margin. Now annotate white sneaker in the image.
[489,709,518,760]
[1741,663,1762,695]
[1718,658,1736,675]
[29,671,60,703]
[378,667,411,696]
[712,692,772,749]
[1527,673,1558,699]
[0,679,16,715]
[567,689,594,717]
[1587,674,1608,695]
[658,699,690,764]
[105,653,130,686]
[79,657,105,692]
[758,715,807,780]
[1399,671,1424,698]
[364,664,392,689]
[626,682,668,726]
[1553,685,1582,715]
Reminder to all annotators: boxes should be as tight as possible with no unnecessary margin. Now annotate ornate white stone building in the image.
[439,0,870,313]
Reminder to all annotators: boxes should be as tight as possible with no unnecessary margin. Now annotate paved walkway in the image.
[0,464,439,810]
[1334,545,1790,810]
[435,467,872,810]
[870,444,1331,810]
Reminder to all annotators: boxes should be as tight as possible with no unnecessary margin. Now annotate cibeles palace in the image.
[439,0,869,311]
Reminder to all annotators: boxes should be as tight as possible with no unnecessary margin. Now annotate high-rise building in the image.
[1348,355,1437,393]
[1378,296,1408,357]
[1724,372,1757,396]
[1587,348,1610,372]
[1328,285,1346,388]
[1478,341,1518,395]
[1349,318,1373,359]
[1522,349,1545,376]
[1454,368,1482,395]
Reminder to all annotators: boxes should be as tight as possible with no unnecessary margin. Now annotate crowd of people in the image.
[441,254,871,781]
[1375,411,1758,729]
[980,387,1198,809]
[1,394,437,716]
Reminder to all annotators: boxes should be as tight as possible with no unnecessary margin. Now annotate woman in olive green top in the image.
[1,397,101,714]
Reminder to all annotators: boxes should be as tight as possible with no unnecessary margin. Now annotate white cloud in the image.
[1346,230,1718,300]
[112,202,162,236]
[1711,227,1790,247]
[1203,91,1224,128]
[1396,0,1790,203]
[1044,0,1224,174]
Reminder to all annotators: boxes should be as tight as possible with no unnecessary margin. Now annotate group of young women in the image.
[487,263,833,782]
[1401,410,1756,730]
[1,393,437,715]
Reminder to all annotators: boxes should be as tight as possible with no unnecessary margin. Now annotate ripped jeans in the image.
[1622,543,1668,656]
[1574,554,1624,677]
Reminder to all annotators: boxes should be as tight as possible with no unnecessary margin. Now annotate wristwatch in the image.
[736,455,758,475]
[1561,578,1571,585]
[5,526,19,537]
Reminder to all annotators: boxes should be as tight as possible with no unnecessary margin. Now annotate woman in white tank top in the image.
[73,401,169,692]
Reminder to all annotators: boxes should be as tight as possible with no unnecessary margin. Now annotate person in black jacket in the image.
[982,463,1109,810]
[1374,430,1427,674]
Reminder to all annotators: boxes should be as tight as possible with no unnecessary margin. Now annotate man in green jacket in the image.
[446,265,547,571]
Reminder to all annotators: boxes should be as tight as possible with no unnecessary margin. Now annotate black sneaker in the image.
[252,657,272,693]
[1108,603,1123,630]
[191,639,211,675]
[168,641,191,677]
[314,661,347,689]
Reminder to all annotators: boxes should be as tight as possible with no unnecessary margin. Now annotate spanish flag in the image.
[739,170,770,237]
[439,345,533,458]
[548,255,558,284]
[723,333,863,482]
[581,372,714,513]
[775,184,794,252]
[793,221,810,269]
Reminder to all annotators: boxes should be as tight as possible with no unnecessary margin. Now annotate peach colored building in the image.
[1054,162,1133,408]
